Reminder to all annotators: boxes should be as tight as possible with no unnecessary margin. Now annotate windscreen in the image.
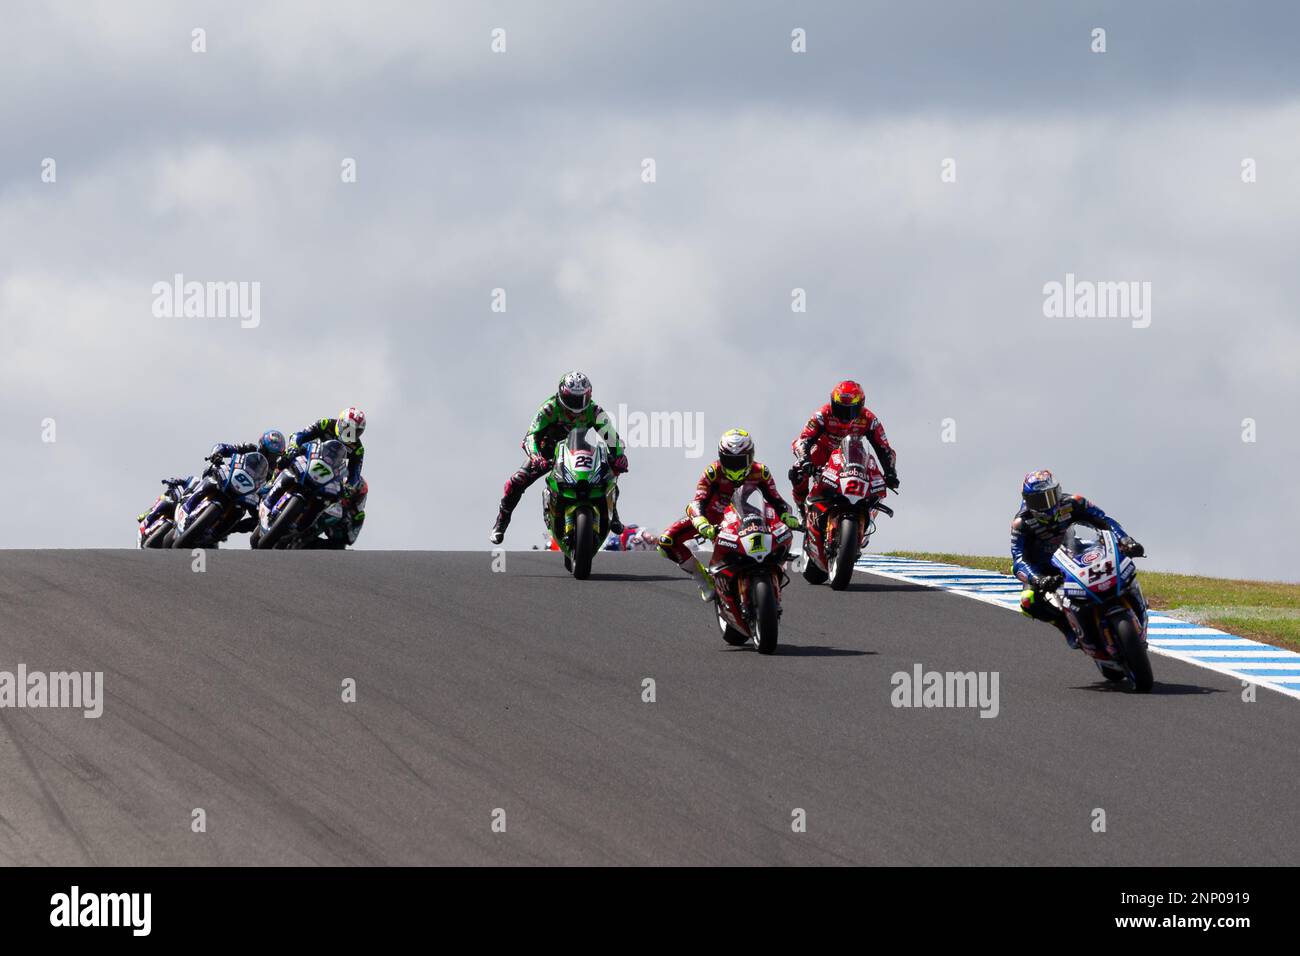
[839,434,869,469]
[733,486,766,530]
[1063,523,1103,555]
[566,427,596,454]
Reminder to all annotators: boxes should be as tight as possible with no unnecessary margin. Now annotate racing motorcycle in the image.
[541,428,618,579]
[801,434,893,590]
[171,453,270,549]
[1045,523,1153,692]
[254,440,348,550]
[137,477,195,549]
[706,486,797,654]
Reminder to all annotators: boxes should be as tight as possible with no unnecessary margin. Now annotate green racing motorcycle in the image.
[542,428,619,579]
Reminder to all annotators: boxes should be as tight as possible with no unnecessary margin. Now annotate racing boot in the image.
[489,508,511,545]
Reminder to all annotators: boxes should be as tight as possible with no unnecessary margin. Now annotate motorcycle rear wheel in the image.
[802,539,829,584]
[718,610,749,646]
[1097,662,1127,683]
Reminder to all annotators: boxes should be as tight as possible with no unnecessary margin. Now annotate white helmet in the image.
[718,428,755,481]
[557,372,592,415]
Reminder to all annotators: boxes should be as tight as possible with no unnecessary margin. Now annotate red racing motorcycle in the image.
[706,486,797,654]
[801,434,894,590]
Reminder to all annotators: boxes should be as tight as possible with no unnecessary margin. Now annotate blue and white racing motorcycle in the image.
[1046,522,1153,692]
[171,452,270,549]
[254,439,348,550]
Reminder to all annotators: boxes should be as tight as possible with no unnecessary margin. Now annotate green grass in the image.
[885,551,1300,652]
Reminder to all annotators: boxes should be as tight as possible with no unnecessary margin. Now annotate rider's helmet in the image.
[259,429,286,460]
[318,439,349,475]
[1022,469,1064,518]
[557,371,592,416]
[335,408,366,449]
[718,428,755,482]
[830,380,865,423]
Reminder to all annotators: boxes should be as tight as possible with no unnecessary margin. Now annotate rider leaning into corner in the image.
[657,428,801,588]
[789,380,899,518]
[490,372,628,544]
[1012,469,1144,646]
[138,428,287,532]
[277,407,368,546]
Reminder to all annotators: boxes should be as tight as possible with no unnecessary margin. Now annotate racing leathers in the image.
[1011,495,1131,644]
[790,403,897,514]
[658,461,795,569]
[493,397,627,538]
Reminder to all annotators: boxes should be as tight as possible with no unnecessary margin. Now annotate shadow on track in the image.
[1069,680,1221,696]
[719,644,874,657]
[840,581,939,593]
[590,573,687,583]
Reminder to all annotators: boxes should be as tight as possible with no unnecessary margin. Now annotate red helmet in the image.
[830,380,865,423]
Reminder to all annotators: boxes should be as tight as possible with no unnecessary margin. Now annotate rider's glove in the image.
[529,453,550,472]
[1119,537,1145,557]
[1032,572,1063,592]
[780,513,802,531]
[207,453,225,465]
[693,517,717,540]
[610,453,629,474]
[787,463,804,484]
[885,471,900,491]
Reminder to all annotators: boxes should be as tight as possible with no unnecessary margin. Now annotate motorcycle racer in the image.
[136,475,197,530]
[604,524,658,551]
[1012,469,1145,644]
[490,372,627,544]
[789,381,897,517]
[137,429,285,530]
[285,408,366,488]
[658,429,800,581]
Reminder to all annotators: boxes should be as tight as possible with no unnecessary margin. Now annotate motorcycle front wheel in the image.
[172,502,220,549]
[142,522,173,549]
[1115,617,1154,693]
[828,515,860,590]
[572,507,596,580]
[257,496,303,550]
[751,575,780,655]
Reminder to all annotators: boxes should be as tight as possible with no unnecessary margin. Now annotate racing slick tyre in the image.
[257,496,303,550]
[828,516,860,591]
[1116,617,1154,693]
[142,523,173,549]
[718,610,749,646]
[752,576,780,655]
[572,508,596,580]
[172,502,220,550]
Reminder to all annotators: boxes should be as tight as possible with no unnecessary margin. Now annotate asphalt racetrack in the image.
[0,550,1295,865]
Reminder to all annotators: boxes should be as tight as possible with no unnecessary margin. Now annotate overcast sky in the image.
[3,1,1299,579]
